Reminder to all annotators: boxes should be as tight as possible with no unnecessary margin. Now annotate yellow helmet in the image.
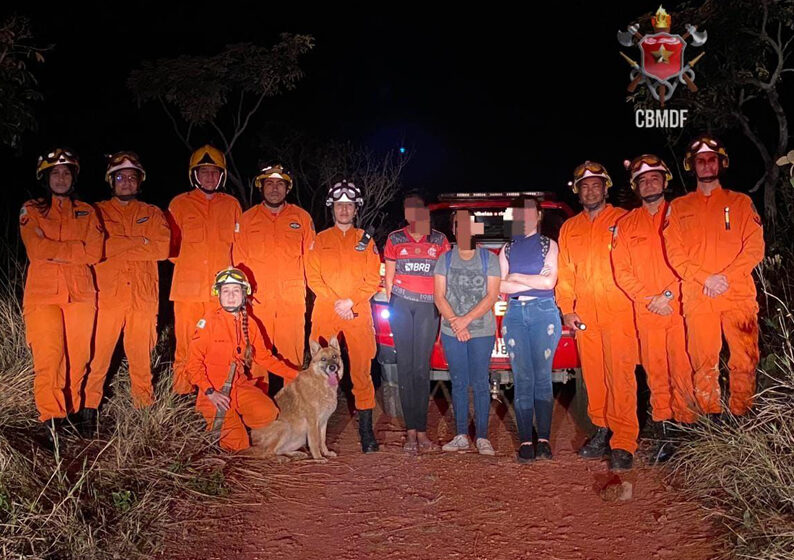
[189,145,227,189]
[683,134,729,172]
[625,154,673,190]
[105,151,146,187]
[570,161,613,193]
[36,148,80,180]
[254,164,293,191]
[211,267,252,297]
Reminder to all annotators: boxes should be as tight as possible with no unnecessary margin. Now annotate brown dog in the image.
[249,337,342,459]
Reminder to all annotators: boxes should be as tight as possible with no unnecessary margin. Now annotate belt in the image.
[510,296,537,301]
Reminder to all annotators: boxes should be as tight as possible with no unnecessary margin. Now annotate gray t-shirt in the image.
[434,248,501,338]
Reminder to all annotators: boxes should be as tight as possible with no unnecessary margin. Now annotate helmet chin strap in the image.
[641,192,665,203]
[221,296,246,313]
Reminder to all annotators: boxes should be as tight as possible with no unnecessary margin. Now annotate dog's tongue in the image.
[327,373,339,387]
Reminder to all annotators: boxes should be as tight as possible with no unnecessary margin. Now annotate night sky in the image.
[0,1,761,214]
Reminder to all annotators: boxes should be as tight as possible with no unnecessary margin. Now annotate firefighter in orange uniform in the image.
[20,148,103,439]
[307,180,381,453]
[663,135,764,416]
[83,152,170,430]
[169,145,242,394]
[611,155,697,462]
[556,161,639,472]
[187,268,298,451]
[235,164,314,369]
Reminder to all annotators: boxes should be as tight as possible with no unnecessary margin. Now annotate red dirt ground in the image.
[164,389,720,560]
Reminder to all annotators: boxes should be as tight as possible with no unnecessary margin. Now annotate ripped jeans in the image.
[503,297,562,443]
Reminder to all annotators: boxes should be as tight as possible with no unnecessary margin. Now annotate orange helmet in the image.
[570,161,613,193]
[625,154,673,190]
[254,163,293,191]
[189,145,227,189]
[36,148,80,180]
[683,134,729,172]
[105,151,146,187]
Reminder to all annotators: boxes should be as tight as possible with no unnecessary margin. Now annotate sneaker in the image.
[516,443,535,464]
[442,434,471,452]
[475,438,495,456]
[535,440,553,460]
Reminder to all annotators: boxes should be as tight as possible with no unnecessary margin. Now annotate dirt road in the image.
[166,388,719,560]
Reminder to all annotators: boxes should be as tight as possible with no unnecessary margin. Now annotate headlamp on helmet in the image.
[625,154,673,190]
[683,134,729,172]
[571,161,613,193]
[36,148,80,180]
[211,267,252,297]
[326,180,364,206]
[105,151,147,187]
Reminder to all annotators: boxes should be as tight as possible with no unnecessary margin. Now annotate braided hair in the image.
[240,304,253,369]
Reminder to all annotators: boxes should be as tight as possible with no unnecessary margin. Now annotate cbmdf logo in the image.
[617,6,707,128]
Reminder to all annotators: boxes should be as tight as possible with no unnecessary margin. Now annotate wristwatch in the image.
[663,290,673,299]
[205,387,215,396]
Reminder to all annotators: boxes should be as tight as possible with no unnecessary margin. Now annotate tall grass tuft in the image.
[671,254,794,560]
[0,245,262,559]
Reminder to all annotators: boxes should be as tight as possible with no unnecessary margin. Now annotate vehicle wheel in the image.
[377,363,402,419]
[569,368,594,433]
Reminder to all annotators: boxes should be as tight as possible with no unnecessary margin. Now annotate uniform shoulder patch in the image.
[196,318,206,329]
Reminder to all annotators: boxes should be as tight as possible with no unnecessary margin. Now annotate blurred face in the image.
[404,196,430,234]
[694,152,720,183]
[48,165,74,195]
[112,169,141,199]
[262,177,288,207]
[453,210,484,250]
[333,201,357,225]
[197,166,222,191]
[219,284,244,311]
[578,177,607,211]
[636,171,665,203]
[512,202,540,235]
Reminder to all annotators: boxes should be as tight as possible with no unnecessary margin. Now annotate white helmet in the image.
[326,179,363,206]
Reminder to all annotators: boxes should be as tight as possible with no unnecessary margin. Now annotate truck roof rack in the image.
[437,191,554,201]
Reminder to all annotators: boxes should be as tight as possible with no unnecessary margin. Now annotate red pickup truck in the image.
[371,191,584,418]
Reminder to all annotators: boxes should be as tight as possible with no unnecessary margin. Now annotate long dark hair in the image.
[31,166,78,217]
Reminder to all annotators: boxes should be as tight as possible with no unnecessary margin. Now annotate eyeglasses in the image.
[114,172,140,184]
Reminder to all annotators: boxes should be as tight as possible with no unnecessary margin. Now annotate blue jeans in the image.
[440,333,495,440]
[503,297,562,443]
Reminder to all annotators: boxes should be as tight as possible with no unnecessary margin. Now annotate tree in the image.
[259,132,409,236]
[127,34,314,205]
[629,0,794,236]
[0,15,49,149]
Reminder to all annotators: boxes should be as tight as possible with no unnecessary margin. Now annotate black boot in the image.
[578,426,611,459]
[78,408,98,438]
[42,418,65,453]
[646,421,676,464]
[609,449,634,472]
[357,409,379,453]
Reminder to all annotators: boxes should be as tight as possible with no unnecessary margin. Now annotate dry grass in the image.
[0,248,268,559]
[671,254,794,560]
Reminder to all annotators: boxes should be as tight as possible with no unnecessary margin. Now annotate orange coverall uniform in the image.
[187,306,298,451]
[168,190,241,393]
[86,198,171,409]
[611,203,697,424]
[307,226,380,410]
[20,198,104,420]
[556,204,640,454]
[662,187,764,415]
[234,203,315,369]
